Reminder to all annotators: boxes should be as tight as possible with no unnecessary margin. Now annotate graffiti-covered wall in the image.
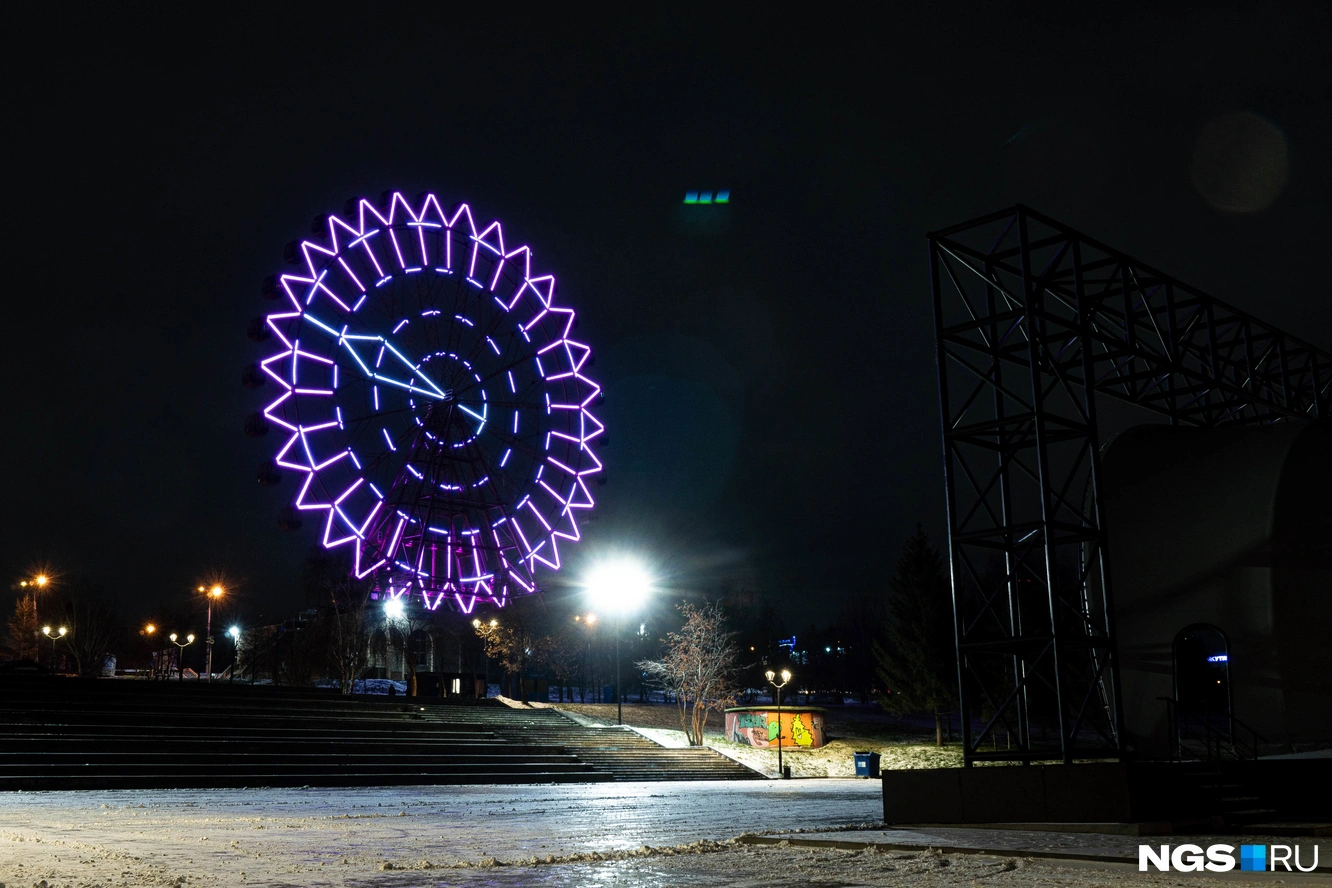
[724,707,826,749]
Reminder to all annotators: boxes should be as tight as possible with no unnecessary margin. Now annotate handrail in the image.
[1159,696,1266,761]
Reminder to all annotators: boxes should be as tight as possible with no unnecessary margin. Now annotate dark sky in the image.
[6,5,1330,629]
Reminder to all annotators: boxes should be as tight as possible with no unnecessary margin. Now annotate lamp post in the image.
[21,575,50,664]
[169,633,195,681]
[143,624,158,678]
[228,626,241,683]
[584,559,652,726]
[472,617,499,697]
[574,613,598,705]
[200,585,224,682]
[765,668,793,779]
[41,625,67,671]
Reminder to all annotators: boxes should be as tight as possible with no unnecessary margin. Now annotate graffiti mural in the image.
[724,707,826,749]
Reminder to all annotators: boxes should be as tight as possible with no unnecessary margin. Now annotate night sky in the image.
[7,6,1330,629]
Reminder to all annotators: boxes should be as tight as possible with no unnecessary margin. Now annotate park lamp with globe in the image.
[766,668,793,779]
[41,625,68,669]
[169,633,195,681]
[583,558,653,725]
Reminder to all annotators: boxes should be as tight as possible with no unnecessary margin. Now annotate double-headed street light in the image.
[41,625,67,670]
[169,632,195,681]
[584,558,653,726]
[765,668,793,779]
[199,584,224,682]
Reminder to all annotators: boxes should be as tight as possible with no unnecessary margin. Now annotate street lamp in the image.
[584,558,653,725]
[41,625,67,670]
[22,574,51,663]
[228,626,241,683]
[143,624,158,678]
[200,584,225,682]
[169,633,195,681]
[765,668,793,780]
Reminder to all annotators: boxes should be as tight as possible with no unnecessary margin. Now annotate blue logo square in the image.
[1240,844,1266,872]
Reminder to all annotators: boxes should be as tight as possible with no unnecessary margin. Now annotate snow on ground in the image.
[4,782,1322,887]
[555,701,965,776]
[0,780,879,887]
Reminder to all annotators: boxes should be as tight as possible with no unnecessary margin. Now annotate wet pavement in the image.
[2,780,1327,886]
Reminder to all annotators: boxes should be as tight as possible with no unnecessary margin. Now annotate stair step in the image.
[0,681,762,786]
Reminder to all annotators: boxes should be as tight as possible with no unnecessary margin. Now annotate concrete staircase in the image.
[0,677,759,789]
[421,705,761,781]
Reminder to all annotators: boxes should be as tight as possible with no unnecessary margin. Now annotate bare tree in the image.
[55,584,124,678]
[385,608,434,697]
[6,594,38,660]
[539,624,582,703]
[318,579,372,694]
[473,616,536,703]
[638,601,741,746]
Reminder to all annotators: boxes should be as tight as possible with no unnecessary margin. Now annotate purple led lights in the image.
[259,193,603,613]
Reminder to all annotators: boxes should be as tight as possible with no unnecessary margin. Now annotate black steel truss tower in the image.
[930,205,1331,764]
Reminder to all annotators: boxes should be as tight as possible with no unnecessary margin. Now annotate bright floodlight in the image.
[228,626,240,639]
[584,558,652,614]
[384,597,405,620]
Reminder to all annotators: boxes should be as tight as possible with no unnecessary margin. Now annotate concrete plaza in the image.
[1,780,1324,886]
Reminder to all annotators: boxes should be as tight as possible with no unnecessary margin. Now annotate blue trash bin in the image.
[853,751,881,778]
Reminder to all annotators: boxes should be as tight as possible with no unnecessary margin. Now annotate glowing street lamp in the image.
[199,584,225,682]
[765,669,793,780]
[21,574,51,663]
[169,632,195,681]
[143,623,160,679]
[41,625,68,669]
[384,597,405,620]
[583,558,653,725]
[228,626,241,683]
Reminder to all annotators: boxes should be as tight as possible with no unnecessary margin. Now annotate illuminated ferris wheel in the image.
[248,192,603,613]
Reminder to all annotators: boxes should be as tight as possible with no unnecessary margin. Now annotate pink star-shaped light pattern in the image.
[260,192,603,612]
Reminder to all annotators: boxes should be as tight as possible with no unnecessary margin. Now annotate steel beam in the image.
[931,205,1331,764]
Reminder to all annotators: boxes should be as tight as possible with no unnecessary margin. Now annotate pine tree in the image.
[874,525,958,745]
[7,594,39,660]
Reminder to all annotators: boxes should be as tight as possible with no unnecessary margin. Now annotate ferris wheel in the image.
[248,192,603,613]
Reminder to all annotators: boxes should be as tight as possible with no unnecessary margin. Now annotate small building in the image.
[724,706,827,749]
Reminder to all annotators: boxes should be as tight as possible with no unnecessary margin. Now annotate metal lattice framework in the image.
[254,192,603,614]
[931,205,1331,764]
